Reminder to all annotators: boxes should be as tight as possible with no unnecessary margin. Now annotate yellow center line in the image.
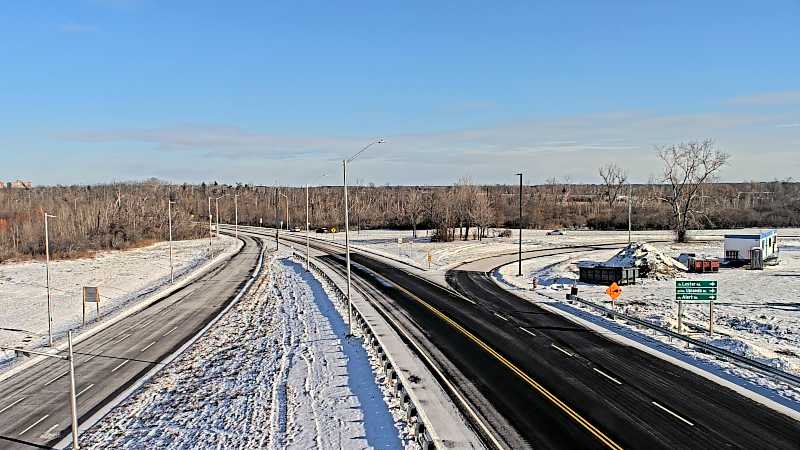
[392,283,623,450]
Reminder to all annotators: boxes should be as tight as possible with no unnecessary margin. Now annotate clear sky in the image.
[1,0,799,186]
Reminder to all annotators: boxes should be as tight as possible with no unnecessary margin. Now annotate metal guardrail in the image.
[564,293,800,388]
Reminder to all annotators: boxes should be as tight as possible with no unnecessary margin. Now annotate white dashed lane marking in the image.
[652,401,694,426]
[111,360,129,373]
[0,397,25,414]
[551,343,573,357]
[593,367,623,385]
[519,327,537,337]
[163,326,178,337]
[19,415,48,436]
[76,383,95,398]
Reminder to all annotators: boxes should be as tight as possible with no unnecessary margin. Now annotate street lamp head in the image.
[377,139,385,144]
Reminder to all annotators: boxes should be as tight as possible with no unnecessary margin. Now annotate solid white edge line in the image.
[19,414,48,435]
[493,312,509,321]
[76,383,95,398]
[163,326,178,337]
[140,341,156,352]
[593,367,623,385]
[551,343,573,357]
[0,397,25,414]
[43,423,59,435]
[111,359,129,373]
[519,327,537,337]
[651,401,694,426]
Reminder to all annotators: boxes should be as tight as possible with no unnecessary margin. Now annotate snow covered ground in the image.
[81,252,412,449]
[495,237,800,406]
[0,236,237,356]
[312,228,800,273]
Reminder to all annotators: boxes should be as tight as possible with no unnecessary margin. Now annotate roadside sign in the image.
[83,286,99,303]
[606,282,622,300]
[82,286,100,325]
[676,280,717,302]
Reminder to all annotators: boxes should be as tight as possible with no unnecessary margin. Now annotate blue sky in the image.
[1,0,799,185]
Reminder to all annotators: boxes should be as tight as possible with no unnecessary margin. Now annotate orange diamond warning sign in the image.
[606,282,623,300]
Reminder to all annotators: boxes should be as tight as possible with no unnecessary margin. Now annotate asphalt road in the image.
[0,235,261,449]
[258,227,800,449]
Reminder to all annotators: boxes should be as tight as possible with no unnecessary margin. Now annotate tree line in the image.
[2,141,798,260]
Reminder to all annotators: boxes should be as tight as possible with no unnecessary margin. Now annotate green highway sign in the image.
[676,280,717,288]
[676,280,718,302]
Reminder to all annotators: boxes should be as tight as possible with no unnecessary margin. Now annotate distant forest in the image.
[1,178,798,261]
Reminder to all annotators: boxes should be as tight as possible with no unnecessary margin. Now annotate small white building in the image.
[723,229,778,262]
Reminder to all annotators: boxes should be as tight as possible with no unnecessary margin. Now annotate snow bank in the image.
[601,242,688,278]
[0,236,237,357]
[81,254,410,449]
[495,238,800,406]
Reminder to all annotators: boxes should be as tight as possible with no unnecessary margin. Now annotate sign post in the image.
[605,282,623,319]
[82,286,100,326]
[427,252,432,269]
[675,280,718,335]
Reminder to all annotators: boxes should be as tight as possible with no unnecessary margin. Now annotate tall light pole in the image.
[344,139,385,335]
[1,331,80,448]
[168,198,176,283]
[234,193,239,239]
[44,211,57,346]
[628,184,632,246]
[213,194,228,238]
[274,187,279,251]
[207,197,213,258]
[305,184,310,271]
[279,193,289,230]
[516,173,523,277]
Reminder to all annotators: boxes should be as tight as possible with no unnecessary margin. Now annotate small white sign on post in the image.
[83,286,100,325]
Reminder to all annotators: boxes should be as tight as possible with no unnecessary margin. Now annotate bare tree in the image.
[657,140,729,242]
[404,189,425,238]
[599,163,628,209]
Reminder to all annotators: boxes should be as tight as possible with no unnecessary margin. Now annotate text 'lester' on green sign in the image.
[676,280,718,302]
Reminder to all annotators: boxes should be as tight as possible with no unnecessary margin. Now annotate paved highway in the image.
[258,227,800,449]
[0,235,262,449]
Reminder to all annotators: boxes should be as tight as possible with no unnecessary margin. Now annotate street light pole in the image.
[234,193,239,240]
[207,197,213,258]
[168,199,175,283]
[1,332,81,448]
[306,184,310,271]
[44,211,56,346]
[343,159,353,335]
[343,139,384,336]
[628,184,632,246]
[67,331,79,449]
[274,188,279,251]
[516,173,523,277]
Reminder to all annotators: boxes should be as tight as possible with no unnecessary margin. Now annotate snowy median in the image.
[81,251,414,449]
[0,236,238,366]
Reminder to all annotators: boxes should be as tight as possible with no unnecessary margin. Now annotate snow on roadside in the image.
[495,240,800,406]
[82,252,412,449]
[0,236,237,358]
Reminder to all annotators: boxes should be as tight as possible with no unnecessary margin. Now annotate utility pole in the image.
[168,198,175,283]
[516,173,523,277]
[44,212,56,346]
[215,197,221,238]
[306,184,310,271]
[344,159,353,335]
